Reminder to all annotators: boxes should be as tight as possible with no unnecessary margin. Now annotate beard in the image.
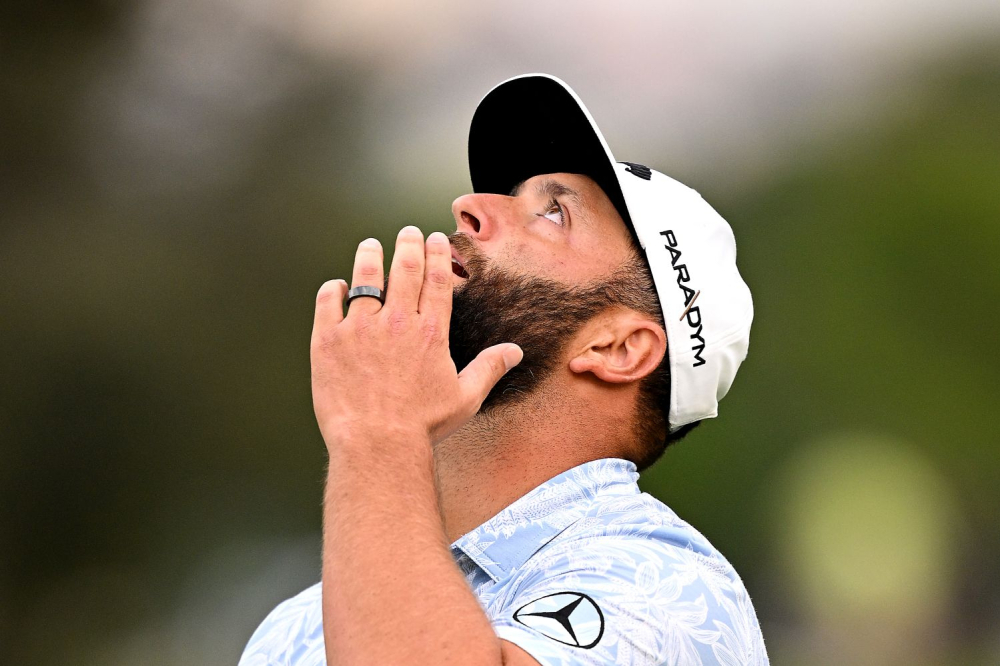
[448,233,630,413]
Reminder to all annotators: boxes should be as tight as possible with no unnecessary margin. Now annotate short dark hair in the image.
[605,243,701,471]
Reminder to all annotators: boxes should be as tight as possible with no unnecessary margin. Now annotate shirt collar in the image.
[450,458,639,582]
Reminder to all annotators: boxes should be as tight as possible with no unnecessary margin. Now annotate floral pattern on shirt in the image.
[239,458,768,665]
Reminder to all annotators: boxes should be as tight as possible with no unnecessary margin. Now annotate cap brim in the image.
[469,74,633,231]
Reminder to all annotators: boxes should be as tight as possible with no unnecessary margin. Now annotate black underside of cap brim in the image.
[468,76,632,229]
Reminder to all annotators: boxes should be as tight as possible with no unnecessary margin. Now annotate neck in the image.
[433,383,631,543]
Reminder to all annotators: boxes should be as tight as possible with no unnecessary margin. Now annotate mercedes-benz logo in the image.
[513,591,605,649]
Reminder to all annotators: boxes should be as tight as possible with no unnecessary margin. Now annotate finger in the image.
[312,279,348,344]
[348,238,385,316]
[417,232,453,329]
[457,343,523,412]
[384,226,425,314]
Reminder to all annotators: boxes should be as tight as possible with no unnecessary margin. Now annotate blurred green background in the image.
[2,1,999,664]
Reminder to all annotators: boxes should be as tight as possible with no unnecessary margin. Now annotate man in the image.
[239,74,767,665]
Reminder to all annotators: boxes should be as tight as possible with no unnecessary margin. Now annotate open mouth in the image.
[451,248,470,280]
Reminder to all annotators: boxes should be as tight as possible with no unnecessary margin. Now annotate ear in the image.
[568,312,667,384]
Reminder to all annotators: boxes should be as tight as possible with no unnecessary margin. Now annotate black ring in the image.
[346,285,386,306]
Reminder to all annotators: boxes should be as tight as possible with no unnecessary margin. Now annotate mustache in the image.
[448,232,490,279]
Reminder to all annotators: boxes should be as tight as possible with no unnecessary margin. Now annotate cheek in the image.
[501,240,571,276]
[576,233,632,273]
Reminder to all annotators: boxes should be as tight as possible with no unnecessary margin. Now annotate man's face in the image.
[449,173,634,287]
[448,173,639,412]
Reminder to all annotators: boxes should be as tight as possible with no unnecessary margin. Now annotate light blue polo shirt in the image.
[239,458,768,665]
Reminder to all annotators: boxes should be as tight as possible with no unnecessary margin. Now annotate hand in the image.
[310,227,523,450]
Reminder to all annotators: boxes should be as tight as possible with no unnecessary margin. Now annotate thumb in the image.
[457,343,523,411]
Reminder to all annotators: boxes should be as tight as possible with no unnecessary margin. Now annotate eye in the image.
[536,199,566,227]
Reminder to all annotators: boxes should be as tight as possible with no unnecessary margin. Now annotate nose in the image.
[450,193,515,242]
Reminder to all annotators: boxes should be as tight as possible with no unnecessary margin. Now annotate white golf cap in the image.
[468,73,753,432]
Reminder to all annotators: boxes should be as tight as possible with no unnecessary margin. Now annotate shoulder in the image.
[517,493,751,612]
[488,494,769,665]
[543,490,731,569]
[238,582,325,666]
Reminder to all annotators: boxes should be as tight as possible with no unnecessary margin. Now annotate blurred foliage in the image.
[2,3,999,663]
[640,45,1000,663]
[669,47,998,531]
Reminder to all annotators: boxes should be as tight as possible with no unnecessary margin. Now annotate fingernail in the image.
[399,225,422,237]
[360,237,380,248]
[428,231,448,244]
[502,345,523,372]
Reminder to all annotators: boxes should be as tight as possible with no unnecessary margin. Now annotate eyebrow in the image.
[510,178,584,211]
